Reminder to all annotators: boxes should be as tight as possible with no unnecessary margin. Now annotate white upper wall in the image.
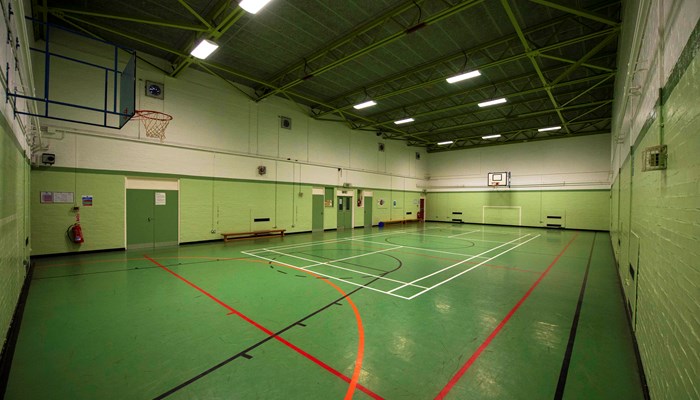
[426,134,611,191]
[612,0,700,176]
[34,29,427,190]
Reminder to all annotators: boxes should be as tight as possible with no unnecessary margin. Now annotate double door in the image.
[126,189,178,248]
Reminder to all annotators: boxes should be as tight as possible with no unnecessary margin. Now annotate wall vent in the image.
[280,116,292,130]
[257,165,267,175]
[642,145,667,171]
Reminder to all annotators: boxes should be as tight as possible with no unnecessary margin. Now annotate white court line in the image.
[242,252,411,300]
[350,238,491,259]
[406,234,541,299]
[260,248,428,289]
[387,234,531,293]
[447,230,480,238]
[404,232,508,244]
[243,227,421,254]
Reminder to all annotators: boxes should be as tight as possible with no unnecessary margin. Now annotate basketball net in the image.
[131,110,172,142]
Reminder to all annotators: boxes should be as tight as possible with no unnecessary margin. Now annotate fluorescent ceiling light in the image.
[190,39,219,59]
[446,70,481,84]
[394,118,415,125]
[482,134,501,139]
[239,0,273,14]
[353,100,377,110]
[437,140,454,145]
[538,126,561,132]
[478,98,507,108]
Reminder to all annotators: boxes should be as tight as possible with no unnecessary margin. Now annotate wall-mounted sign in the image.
[40,191,74,204]
[155,192,166,205]
[82,195,93,207]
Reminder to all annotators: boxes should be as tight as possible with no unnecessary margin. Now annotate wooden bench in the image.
[221,229,286,242]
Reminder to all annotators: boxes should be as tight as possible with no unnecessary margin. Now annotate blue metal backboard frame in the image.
[7,18,136,129]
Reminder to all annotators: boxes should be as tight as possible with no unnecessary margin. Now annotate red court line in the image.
[434,232,580,399]
[143,255,381,400]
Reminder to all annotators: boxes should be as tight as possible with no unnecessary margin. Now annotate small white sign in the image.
[155,192,166,205]
[53,192,74,203]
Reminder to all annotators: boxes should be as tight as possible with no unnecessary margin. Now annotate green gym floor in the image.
[5,223,645,399]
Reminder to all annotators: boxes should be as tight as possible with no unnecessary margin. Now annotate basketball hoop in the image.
[131,110,172,142]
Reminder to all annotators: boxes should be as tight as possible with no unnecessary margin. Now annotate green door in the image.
[364,196,373,228]
[127,190,154,248]
[127,189,178,248]
[337,196,352,230]
[312,194,324,231]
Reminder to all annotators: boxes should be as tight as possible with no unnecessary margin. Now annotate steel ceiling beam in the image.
[45,7,209,31]
[404,99,612,138]
[255,0,486,102]
[315,27,617,119]
[427,129,610,152]
[260,0,423,90]
[528,0,620,27]
[500,0,570,134]
[169,6,246,77]
[550,30,619,85]
[177,0,213,30]
[537,53,614,72]
[359,72,614,130]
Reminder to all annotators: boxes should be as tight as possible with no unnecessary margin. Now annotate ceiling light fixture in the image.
[437,140,454,145]
[353,100,377,110]
[239,0,273,14]
[482,134,501,139]
[446,70,481,84]
[394,118,415,125]
[477,98,507,108]
[190,39,219,59]
[538,126,562,132]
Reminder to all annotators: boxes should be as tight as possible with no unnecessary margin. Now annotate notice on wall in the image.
[54,192,74,203]
[40,192,54,203]
[41,191,74,204]
[155,192,166,205]
[82,195,93,207]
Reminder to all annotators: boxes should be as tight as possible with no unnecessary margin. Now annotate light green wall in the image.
[610,44,700,400]
[31,170,126,255]
[0,117,30,349]
[30,169,421,253]
[425,190,610,230]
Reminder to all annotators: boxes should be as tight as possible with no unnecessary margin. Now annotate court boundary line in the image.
[433,232,579,399]
[406,234,541,299]
[144,255,382,400]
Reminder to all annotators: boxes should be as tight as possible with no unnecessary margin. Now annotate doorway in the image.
[312,194,324,231]
[126,189,178,249]
[364,196,373,228]
[336,196,352,229]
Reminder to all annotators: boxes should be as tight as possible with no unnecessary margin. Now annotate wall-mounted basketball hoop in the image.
[130,110,173,142]
[487,171,511,188]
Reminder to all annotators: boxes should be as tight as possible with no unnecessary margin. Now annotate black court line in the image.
[32,257,257,280]
[153,253,403,399]
[554,232,596,399]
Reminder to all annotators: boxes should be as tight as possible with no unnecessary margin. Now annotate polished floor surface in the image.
[5,223,645,399]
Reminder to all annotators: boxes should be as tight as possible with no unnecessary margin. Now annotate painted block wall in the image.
[610,19,700,400]
[425,134,611,191]
[425,190,609,230]
[0,122,30,352]
[0,0,35,351]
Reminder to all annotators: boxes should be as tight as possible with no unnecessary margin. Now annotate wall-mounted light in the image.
[538,126,561,132]
[353,100,377,110]
[190,39,219,59]
[482,134,501,139]
[394,118,415,125]
[477,98,507,108]
[446,70,481,84]
[437,140,454,145]
[239,0,273,14]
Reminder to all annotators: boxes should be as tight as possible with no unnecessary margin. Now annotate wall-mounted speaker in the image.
[41,153,56,165]
[280,116,292,130]
[378,143,385,152]
[257,165,267,175]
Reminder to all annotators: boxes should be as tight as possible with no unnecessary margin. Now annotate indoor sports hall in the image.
[0,1,698,399]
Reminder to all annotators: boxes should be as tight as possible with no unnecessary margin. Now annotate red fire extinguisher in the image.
[67,212,84,244]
